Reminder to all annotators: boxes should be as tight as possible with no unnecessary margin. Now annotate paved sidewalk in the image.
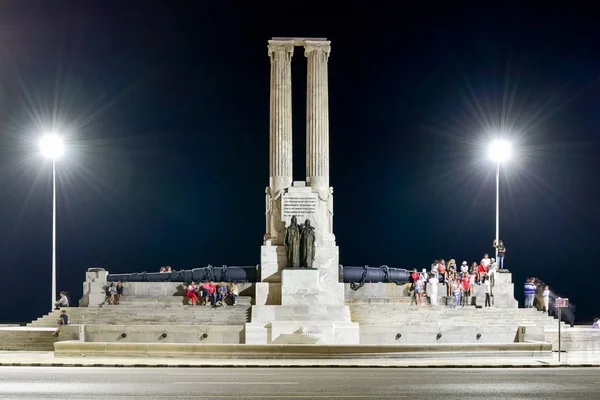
[0,351,599,367]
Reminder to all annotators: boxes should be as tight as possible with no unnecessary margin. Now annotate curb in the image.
[1,363,599,368]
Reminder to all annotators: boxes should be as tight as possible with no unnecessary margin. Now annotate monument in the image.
[245,38,360,344]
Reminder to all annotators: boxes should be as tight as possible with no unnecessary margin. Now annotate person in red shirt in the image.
[208,281,217,305]
[461,274,471,306]
[477,263,488,283]
[410,269,420,283]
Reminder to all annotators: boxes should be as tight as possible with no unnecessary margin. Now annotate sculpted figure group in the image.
[284,216,316,268]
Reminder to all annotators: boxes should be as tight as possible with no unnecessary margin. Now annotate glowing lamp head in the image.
[489,139,511,163]
[39,134,65,160]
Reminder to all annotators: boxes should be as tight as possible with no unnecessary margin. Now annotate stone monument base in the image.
[246,267,359,344]
[256,245,343,306]
[244,305,359,344]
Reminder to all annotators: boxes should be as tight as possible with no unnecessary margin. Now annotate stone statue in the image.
[300,219,316,268]
[284,216,301,267]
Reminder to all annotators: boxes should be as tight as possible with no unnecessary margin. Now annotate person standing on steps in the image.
[116,282,124,305]
[427,273,438,306]
[542,285,550,313]
[524,278,536,308]
[493,240,506,269]
[484,275,492,307]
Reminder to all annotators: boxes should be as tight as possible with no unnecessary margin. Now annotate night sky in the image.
[1,2,598,324]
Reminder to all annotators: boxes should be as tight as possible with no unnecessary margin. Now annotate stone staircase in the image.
[24,294,252,345]
[28,296,252,327]
[0,327,58,351]
[344,272,568,345]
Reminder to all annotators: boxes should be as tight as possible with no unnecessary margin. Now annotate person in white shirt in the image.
[481,253,491,268]
[108,284,118,305]
[54,291,69,310]
[460,261,469,274]
[430,263,439,280]
[427,274,438,306]
[542,285,550,313]
[592,318,599,329]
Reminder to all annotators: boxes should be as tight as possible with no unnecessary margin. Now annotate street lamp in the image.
[39,134,64,311]
[488,139,511,260]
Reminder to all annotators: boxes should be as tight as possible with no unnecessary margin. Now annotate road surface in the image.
[0,367,598,399]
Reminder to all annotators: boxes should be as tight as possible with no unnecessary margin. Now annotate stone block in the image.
[255,282,281,305]
[281,269,320,305]
[260,245,287,282]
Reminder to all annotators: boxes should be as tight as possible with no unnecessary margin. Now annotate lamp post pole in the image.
[51,159,57,311]
[40,134,64,312]
[495,161,500,260]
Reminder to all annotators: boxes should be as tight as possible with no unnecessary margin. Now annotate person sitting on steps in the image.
[54,291,69,310]
[53,309,69,336]
[217,282,228,306]
[230,282,239,306]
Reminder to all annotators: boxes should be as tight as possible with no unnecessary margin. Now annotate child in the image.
[542,285,550,313]
[461,274,470,306]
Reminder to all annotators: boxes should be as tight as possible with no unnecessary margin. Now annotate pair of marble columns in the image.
[268,39,331,195]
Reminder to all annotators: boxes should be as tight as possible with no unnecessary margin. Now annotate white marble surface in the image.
[254,282,282,306]
[259,245,287,283]
[249,305,352,322]
[79,270,109,307]
[245,319,359,345]
[267,40,294,194]
[281,269,320,306]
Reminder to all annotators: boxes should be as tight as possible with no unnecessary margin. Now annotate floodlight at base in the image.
[39,134,65,159]
[489,139,511,163]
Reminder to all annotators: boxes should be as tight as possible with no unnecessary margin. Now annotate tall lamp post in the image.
[39,134,65,311]
[489,139,511,259]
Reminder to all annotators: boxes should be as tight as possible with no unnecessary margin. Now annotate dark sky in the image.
[0,2,598,324]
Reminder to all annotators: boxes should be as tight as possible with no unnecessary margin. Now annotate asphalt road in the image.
[0,367,599,399]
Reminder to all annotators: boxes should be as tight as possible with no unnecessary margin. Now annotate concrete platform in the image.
[53,341,552,358]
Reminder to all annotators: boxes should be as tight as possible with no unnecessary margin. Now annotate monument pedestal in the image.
[246,267,359,344]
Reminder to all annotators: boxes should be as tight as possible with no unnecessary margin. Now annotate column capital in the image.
[268,40,295,56]
[304,40,331,57]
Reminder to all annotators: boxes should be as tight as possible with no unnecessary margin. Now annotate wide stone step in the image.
[0,328,58,351]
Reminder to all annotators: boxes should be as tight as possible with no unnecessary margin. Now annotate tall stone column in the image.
[268,40,295,193]
[305,40,331,193]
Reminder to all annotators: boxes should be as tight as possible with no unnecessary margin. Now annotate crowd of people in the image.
[186,281,239,307]
[410,251,500,308]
